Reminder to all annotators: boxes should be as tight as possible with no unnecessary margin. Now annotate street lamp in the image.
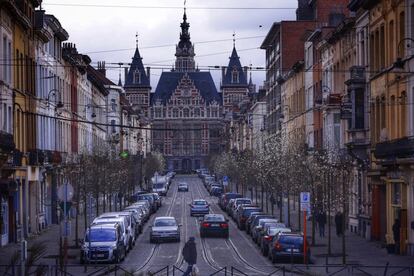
[394,38,414,69]
[46,89,64,109]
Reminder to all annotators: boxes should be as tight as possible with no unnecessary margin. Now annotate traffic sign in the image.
[57,183,74,202]
[300,192,310,211]
[222,176,229,186]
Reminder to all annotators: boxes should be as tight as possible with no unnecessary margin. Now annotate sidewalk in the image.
[249,188,414,273]
[0,215,88,270]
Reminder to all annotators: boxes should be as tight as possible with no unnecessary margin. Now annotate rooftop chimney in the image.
[97,61,106,76]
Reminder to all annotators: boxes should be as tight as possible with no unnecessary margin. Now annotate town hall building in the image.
[124,9,251,172]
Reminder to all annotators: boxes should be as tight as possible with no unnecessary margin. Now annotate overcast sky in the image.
[42,0,297,90]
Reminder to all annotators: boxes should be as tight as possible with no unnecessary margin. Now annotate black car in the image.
[210,186,223,197]
[269,232,310,263]
[200,214,229,238]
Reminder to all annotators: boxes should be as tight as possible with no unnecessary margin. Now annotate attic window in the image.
[232,69,239,83]
[133,70,141,84]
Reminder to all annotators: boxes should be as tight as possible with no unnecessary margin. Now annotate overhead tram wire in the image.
[43,3,298,10]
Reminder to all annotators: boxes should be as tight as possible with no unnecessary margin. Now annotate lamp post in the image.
[46,89,64,109]
[394,38,414,69]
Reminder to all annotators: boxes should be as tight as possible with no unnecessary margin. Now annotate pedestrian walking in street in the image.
[392,219,401,254]
[182,237,197,276]
[335,211,343,237]
[317,211,327,238]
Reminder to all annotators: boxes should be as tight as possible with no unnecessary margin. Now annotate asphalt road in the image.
[121,175,278,275]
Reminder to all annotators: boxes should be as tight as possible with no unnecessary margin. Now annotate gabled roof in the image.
[124,47,151,88]
[222,47,248,87]
[152,72,221,105]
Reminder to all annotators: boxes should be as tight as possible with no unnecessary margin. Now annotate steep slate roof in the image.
[86,65,112,96]
[124,47,151,88]
[222,47,248,86]
[152,72,221,105]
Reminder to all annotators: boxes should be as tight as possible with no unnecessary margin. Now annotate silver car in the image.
[80,223,126,264]
[150,217,181,243]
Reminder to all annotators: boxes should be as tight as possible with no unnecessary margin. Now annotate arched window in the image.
[400,91,407,137]
[232,69,239,83]
[194,108,200,117]
[173,108,179,118]
[133,70,141,84]
[183,108,189,118]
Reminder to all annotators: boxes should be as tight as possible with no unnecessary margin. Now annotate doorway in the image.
[182,159,192,174]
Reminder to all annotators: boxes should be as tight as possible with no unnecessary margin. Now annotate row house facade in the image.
[269,0,414,255]
[0,4,147,247]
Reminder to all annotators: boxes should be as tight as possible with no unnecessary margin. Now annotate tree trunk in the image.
[342,173,347,264]
[328,172,332,256]
[103,192,106,213]
[298,194,301,231]
[279,193,283,223]
[287,193,291,227]
[95,193,99,217]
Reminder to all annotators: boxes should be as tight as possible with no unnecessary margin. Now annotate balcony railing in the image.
[374,136,414,159]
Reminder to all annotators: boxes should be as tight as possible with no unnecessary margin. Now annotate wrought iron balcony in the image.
[374,136,414,159]
[28,149,45,166]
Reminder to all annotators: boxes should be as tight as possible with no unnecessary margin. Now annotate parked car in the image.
[122,208,144,235]
[225,198,237,214]
[150,217,181,243]
[200,214,229,238]
[135,194,157,213]
[128,202,150,222]
[249,215,275,236]
[230,198,253,219]
[99,212,137,247]
[210,186,223,197]
[219,193,243,210]
[252,218,279,243]
[80,223,126,264]
[257,222,284,246]
[269,232,310,263]
[92,216,130,252]
[262,226,291,257]
[178,182,189,192]
[189,199,210,216]
[151,193,162,207]
[245,212,265,234]
[236,206,262,230]
[115,211,140,243]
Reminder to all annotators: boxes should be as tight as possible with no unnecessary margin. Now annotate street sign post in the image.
[300,192,310,265]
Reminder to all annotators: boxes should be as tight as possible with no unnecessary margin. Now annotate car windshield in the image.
[154,183,165,189]
[85,229,116,242]
[94,220,124,232]
[154,219,177,227]
[138,195,152,201]
[204,215,225,222]
[179,183,187,187]
[193,200,207,205]
[279,235,303,245]
[259,219,277,227]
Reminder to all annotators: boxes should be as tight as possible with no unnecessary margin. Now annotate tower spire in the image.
[233,32,236,48]
[135,32,139,48]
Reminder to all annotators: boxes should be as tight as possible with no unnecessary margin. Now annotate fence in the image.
[1,264,413,276]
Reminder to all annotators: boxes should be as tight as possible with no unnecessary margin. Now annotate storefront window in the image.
[392,183,401,206]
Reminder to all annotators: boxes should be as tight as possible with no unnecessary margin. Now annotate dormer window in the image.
[232,69,239,83]
[133,70,141,84]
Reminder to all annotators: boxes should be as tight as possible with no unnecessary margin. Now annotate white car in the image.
[150,217,181,243]
[93,215,131,252]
